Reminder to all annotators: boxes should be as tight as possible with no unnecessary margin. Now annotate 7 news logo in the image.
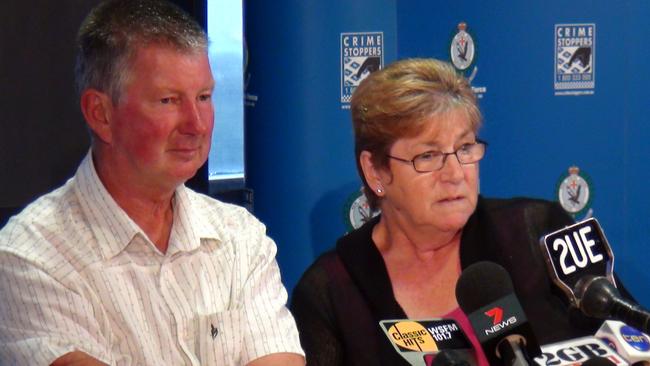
[484,306,517,335]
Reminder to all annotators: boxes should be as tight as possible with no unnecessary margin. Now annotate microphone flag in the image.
[596,320,650,364]
[539,217,616,307]
[534,336,628,365]
[379,318,474,366]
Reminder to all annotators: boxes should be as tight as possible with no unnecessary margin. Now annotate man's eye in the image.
[198,94,212,102]
[160,97,173,104]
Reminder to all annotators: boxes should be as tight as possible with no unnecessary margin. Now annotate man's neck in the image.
[92,150,177,253]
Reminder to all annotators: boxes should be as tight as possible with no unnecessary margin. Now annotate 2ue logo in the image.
[485,307,503,325]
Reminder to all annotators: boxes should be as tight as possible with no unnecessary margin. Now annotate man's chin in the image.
[170,165,204,185]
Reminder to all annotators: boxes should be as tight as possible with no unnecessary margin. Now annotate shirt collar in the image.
[167,184,221,255]
[74,151,221,260]
[74,151,143,260]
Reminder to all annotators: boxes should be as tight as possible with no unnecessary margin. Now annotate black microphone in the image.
[539,216,650,362]
[596,320,650,364]
[576,276,650,334]
[534,334,629,365]
[456,261,541,366]
[581,356,617,366]
[430,349,472,366]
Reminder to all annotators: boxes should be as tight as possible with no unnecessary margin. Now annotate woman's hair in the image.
[75,0,208,103]
[350,58,482,210]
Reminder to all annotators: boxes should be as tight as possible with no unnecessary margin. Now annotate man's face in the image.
[106,44,215,192]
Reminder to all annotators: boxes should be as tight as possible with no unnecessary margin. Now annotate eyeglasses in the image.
[387,139,488,173]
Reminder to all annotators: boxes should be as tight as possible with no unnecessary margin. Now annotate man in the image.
[0,1,305,365]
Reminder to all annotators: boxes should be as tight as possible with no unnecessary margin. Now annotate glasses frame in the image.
[386,139,488,173]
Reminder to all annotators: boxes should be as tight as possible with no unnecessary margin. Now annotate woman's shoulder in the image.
[477,196,571,226]
[479,195,562,211]
[293,250,340,296]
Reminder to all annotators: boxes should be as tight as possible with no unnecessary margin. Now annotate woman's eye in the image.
[418,152,438,161]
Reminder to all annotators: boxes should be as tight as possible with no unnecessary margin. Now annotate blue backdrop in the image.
[245,1,650,307]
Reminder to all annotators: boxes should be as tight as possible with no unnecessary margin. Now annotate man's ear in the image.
[80,89,113,144]
[359,150,385,196]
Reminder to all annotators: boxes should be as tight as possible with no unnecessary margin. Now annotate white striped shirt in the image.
[0,152,304,365]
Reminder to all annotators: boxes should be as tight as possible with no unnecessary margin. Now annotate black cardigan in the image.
[291,196,616,366]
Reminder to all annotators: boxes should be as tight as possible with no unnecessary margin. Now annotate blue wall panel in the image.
[245,0,397,294]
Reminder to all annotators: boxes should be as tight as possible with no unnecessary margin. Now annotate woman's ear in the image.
[360,150,385,196]
[80,89,113,144]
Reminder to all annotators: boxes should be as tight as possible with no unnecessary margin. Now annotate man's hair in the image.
[350,58,482,210]
[75,0,208,102]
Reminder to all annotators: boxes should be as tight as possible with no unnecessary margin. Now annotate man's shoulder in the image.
[1,182,74,243]
[0,180,99,271]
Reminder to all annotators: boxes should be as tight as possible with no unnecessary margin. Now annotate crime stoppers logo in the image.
[556,166,593,218]
[340,32,384,108]
[555,23,596,96]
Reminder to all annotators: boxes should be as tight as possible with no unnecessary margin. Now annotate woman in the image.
[291,58,611,365]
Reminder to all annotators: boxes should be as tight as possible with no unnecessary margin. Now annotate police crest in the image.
[343,187,380,232]
[449,22,486,97]
[557,166,593,218]
[450,22,476,72]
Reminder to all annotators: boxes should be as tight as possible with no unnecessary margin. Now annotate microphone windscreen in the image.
[580,356,616,366]
[455,261,514,313]
[577,276,620,318]
[430,349,472,366]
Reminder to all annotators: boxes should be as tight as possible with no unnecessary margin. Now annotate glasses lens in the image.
[413,142,485,172]
[414,152,443,172]
[458,143,485,164]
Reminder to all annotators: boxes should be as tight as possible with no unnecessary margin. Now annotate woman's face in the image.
[377,109,479,234]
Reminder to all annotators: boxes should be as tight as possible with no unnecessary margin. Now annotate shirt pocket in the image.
[197,310,245,365]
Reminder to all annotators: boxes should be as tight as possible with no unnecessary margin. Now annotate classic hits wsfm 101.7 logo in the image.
[379,318,472,365]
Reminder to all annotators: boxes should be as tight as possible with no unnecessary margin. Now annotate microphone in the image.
[582,357,618,366]
[596,320,650,364]
[379,318,477,366]
[455,261,540,366]
[539,218,615,308]
[539,218,650,335]
[430,349,472,366]
[534,335,629,365]
[576,276,650,334]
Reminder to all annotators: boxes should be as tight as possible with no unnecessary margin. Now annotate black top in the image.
[291,196,621,366]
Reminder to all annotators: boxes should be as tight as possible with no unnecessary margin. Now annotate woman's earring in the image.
[376,187,383,194]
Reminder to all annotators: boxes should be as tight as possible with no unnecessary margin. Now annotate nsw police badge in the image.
[556,166,593,218]
[449,22,486,97]
[343,187,380,232]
